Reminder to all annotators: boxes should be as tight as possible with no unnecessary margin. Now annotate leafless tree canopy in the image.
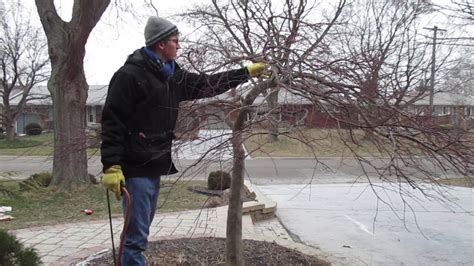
[437,0,474,21]
[176,1,473,263]
[0,0,49,140]
[179,0,473,182]
[439,50,474,96]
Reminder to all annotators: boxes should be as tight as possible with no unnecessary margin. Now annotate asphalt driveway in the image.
[257,183,474,265]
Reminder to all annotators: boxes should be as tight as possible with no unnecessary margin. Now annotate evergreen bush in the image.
[25,123,42,136]
[207,170,231,190]
[0,229,41,265]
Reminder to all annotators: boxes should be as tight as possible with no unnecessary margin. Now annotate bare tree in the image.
[437,0,473,21]
[35,0,110,189]
[439,51,474,96]
[178,0,473,264]
[179,0,346,264]
[0,0,49,141]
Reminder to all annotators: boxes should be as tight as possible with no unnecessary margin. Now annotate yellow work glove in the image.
[102,165,125,200]
[246,62,268,77]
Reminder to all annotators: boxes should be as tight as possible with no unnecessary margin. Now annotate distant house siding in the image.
[16,105,52,134]
[86,105,103,125]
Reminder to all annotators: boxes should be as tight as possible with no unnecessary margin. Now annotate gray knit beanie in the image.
[144,16,178,47]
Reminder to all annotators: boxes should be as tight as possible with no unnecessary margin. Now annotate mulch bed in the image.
[88,237,329,265]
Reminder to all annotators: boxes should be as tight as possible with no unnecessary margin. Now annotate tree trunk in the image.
[5,115,15,141]
[48,65,89,189]
[267,89,279,142]
[226,110,247,266]
[35,0,110,190]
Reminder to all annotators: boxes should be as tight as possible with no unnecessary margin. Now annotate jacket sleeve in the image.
[100,71,137,172]
[174,67,249,101]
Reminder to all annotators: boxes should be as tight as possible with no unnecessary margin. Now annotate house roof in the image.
[9,85,109,106]
[411,92,474,106]
[88,85,108,105]
[196,83,314,105]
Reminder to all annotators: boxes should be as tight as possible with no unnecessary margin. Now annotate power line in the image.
[437,37,474,40]
[419,42,474,47]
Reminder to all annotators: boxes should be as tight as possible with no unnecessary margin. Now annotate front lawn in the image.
[0,133,100,156]
[244,128,385,157]
[0,179,209,230]
[0,133,54,156]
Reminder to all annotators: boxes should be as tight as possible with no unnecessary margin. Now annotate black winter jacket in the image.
[101,48,249,178]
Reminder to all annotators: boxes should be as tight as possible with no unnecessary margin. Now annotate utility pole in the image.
[423,26,446,115]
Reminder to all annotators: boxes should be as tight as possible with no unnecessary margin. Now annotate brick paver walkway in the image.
[10,207,291,265]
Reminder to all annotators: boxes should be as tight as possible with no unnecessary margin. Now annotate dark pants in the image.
[121,176,161,266]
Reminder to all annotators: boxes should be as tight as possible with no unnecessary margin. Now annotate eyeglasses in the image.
[167,38,179,44]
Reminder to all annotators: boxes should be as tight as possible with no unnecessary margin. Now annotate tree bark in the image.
[267,88,279,142]
[48,63,89,189]
[3,107,15,140]
[226,108,247,266]
[35,0,110,190]
[5,119,15,141]
[225,79,276,266]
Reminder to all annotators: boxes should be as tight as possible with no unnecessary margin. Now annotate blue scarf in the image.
[144,47,176,77]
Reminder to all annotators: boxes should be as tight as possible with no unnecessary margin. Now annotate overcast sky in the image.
[20,0,472,85]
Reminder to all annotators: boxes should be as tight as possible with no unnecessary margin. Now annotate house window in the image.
[466,107,473,117]
[246,111,255,122]
[86,106,96,123]
[442,106,451,115]
[48,107,53,120]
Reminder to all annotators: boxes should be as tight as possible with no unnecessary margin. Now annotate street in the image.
[0,155,461,184]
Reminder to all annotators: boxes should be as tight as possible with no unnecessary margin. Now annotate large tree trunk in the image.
[36,0,110,190]
[5,113,15,141]
[48,62,89,188]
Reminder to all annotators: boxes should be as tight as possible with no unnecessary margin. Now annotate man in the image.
[100,16,266,265]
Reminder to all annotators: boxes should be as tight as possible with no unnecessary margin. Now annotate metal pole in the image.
[429,26,437,112]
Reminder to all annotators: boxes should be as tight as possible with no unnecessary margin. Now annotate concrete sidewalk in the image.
[10,206,292,265]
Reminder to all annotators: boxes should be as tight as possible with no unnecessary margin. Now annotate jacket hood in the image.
[125,48,152,68]
[124,48,181,79]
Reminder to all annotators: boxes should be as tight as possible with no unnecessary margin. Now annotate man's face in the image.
[157,34,180,61]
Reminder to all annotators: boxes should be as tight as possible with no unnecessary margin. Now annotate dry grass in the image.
[0,133,101,157]
[0,180,209,230]
[437,177,474,188]
[244,128,386,157]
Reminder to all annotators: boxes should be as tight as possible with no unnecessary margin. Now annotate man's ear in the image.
[156,41,166,51]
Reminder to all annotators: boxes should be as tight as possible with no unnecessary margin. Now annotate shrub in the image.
[0,229,41,265]
[18,172,52,191]
[31,172,52,187]
[25,123,42,136]
[207,170,231,190]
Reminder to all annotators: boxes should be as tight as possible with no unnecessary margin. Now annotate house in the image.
[192,86,347,129]
[405,91,474,128]
[407,92,474,117]
[8,85,108,134]
[9,83,472,135]
[7,84,198,135]
[193,87,474,130]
